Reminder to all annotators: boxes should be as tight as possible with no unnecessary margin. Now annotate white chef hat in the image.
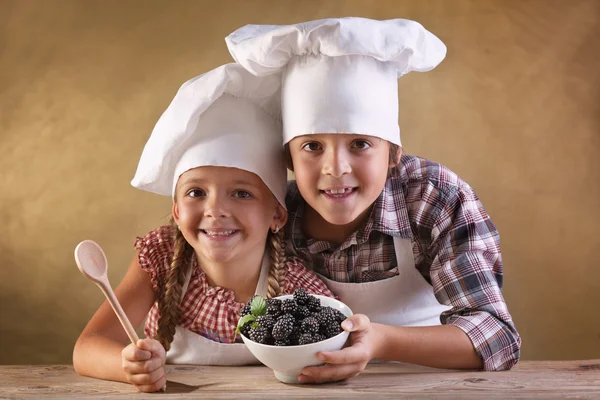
[226,17,446,146]
[130,63,287,208]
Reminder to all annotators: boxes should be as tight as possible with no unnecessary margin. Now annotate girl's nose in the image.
[204,195,231,218]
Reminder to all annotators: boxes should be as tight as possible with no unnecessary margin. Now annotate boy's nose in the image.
[322,149,351,178]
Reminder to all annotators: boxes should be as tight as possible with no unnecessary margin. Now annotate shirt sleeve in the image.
[427,182,521,371]
[134,225,174,293]
[282,257,336,298]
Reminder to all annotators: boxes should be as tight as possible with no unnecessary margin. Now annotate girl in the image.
[73,63,334,392]
[226,17,521,382]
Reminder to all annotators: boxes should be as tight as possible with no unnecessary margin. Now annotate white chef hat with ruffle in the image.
[130,63,287,208]
[226,17,446,146]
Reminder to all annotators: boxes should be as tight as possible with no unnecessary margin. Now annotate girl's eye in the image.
[187,189,206,198]
[301,142,322,152]
[351,140,372,150]
[234,190,252,199]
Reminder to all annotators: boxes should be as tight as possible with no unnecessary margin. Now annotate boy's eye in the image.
[234,190,252,199]
[351,140,372,150]
[301,142,322,152]
[187,189,206,198]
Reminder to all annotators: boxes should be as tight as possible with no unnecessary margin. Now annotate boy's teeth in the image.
[205,230,235,236]
[326,188,352,194]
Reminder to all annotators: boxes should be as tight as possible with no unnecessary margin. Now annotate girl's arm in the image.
[73,253,156,383]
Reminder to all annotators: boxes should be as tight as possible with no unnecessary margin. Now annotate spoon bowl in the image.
[75,240,109,281]
[74,240,139,344]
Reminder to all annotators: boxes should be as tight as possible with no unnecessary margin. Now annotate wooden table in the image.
[1,360,599,399]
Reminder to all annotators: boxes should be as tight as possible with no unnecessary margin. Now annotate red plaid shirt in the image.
[135,226,334,344]
[285,154,521,371]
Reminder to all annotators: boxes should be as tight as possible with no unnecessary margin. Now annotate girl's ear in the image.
[271,203,288,231]
[172,201,181,226]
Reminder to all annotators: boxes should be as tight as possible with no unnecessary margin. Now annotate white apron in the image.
[165,253,271,365]
[316,237,451,327]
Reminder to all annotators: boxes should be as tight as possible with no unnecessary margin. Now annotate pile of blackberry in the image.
[236,288,347,346]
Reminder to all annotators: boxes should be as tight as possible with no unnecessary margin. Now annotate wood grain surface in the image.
[1,360,600,399]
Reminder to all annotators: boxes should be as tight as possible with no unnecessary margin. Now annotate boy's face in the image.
[288,134,397,227]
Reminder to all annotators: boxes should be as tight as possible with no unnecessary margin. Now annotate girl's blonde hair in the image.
[154,220,287,351]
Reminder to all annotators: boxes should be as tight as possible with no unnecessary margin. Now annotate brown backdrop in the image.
[1,0,599,364]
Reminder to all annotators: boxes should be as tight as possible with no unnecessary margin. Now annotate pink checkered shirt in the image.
[135,226,334,344]
[285,154,521,371]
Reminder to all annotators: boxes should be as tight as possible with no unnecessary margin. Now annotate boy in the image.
[226,17,521,383]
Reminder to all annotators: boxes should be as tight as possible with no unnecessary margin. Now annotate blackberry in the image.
[256,314,276,331]
[313,333,325,343]
[300,316,319,334]
[315,308,336,327]
[249,325,271,344]
[333,309,347,323]
[240,322,252,338]
[306,296,321,312]
[266,298,282,317]
[281,299,298,315]
[298,333,317,345]
[274,338,291,346]
[295,305,311,319]
[322,323,342,338]
[288,326,301,346]
[240,303,251,317]
[293,288,310,305]
[272,314,295,341]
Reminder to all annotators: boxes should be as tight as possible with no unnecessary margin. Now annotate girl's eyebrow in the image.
[179,177,259,189]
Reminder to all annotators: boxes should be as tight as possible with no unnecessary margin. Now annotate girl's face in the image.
[288,134,397,229]
[173,166,287,266]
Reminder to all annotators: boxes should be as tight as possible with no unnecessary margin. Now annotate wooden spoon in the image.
[74,240,139,344]
[74,240,166,392]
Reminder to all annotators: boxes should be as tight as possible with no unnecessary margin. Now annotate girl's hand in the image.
[121,338,166,392]
[298,314,381,383]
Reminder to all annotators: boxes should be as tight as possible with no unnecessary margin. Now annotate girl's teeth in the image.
[205,230,235,236]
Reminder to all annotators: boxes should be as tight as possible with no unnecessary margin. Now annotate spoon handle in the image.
[96,279,140,344]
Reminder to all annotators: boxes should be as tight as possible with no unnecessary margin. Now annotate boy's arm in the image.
[73,254,157,383]
[299,317,481,383]
[425,183,521,371]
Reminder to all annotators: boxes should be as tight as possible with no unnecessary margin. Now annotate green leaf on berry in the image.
[250,296,267,316]
[235,314,256,336]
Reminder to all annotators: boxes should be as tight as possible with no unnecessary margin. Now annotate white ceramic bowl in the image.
[240,294,353,384]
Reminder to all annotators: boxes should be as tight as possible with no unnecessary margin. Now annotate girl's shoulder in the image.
[134,225,175,291]
[282,256,334,298]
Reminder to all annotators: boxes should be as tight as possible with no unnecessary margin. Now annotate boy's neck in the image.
[302,204,373,246]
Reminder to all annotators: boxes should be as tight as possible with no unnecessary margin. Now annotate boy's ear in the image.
[284,144,294,172]
[389,145,403,168]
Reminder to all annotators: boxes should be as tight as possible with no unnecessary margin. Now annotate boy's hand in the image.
[121,338,166,392]
[298,314,380,383]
